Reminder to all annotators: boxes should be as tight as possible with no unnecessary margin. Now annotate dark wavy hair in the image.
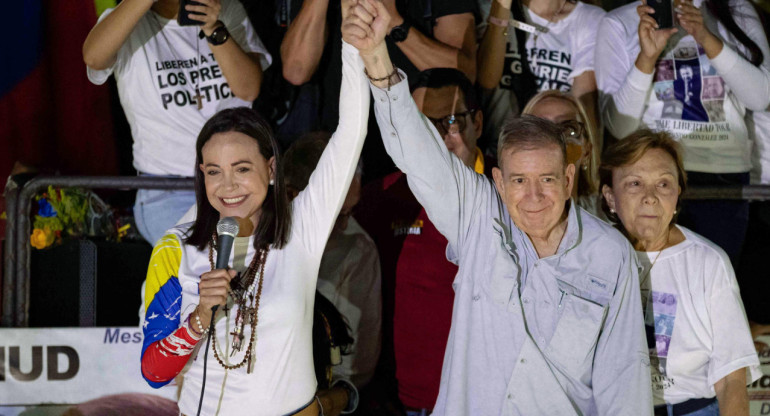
[185,107,291,251]
[706,0,764,66]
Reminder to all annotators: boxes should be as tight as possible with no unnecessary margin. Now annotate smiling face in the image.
[200,131,275,227]
[602,148,681,251]
[492,143,574,240]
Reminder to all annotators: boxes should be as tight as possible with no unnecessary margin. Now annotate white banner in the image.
[0,327,176,406]
[0,328,768,413]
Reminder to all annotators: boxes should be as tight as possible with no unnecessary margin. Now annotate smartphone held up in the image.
[649,0,675,29]
[178,0,205,26]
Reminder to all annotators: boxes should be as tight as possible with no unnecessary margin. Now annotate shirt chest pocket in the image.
[545,292,607,375]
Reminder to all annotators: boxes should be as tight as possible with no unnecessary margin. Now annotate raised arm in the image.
[291,2,370,256]
[382,0,476,81]
[82,0,152,70]
[691,0,770,111]
[596,4,677,139]
[591,242,653,415]
[348,0,490,250]
[477,0,512,90]
[280,0,330,85]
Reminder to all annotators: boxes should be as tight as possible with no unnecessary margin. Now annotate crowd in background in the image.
[79,0,770,413]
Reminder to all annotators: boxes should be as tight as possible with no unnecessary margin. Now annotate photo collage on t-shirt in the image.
[644,290,678,381]
[653,40,726,123]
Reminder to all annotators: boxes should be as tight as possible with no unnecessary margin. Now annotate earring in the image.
[269,179,274,186]
[674,210,677,215]
[581,164,588,171]
[610,208,615,214]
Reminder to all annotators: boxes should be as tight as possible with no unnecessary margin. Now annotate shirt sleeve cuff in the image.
[709,44,740,75]
[627,65,654,92]
[707,353,762,388]
[341,39,358,56]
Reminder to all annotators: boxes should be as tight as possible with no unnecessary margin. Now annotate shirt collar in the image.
[556,199,582,255]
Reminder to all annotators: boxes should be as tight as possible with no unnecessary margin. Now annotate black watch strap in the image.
[387,19,412,43]
[199,21,229,46]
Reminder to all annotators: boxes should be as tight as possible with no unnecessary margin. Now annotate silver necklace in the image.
[149,11,204,110]
[639,229,671,307]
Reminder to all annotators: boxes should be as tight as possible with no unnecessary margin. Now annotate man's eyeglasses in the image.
[427,110,476,135]
[558,120,585,144]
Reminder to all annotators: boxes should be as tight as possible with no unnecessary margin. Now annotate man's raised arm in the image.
[345,0,490,251]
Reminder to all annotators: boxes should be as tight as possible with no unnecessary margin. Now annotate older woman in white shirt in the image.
[600,129,760,416]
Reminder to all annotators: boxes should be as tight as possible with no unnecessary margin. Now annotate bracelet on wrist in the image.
[184,314,203,340]
[488,16,509,27]
[487,16,509,36]
[193,306,209,337]
[364,66,402,90]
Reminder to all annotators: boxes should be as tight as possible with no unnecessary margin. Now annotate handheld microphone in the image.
[212,217,240,312]
[197,216,242,416]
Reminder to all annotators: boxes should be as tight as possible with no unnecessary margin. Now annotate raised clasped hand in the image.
[341,0,391,54]
[185,0,223,36]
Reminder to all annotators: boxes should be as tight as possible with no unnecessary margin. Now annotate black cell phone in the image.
[178,0,205,26]
[648,0,675,29]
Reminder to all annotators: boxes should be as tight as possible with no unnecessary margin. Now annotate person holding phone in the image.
[82,0,270,245]
[594,0,770,268]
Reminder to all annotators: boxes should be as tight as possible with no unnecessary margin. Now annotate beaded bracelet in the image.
[194,306,213,338]
[194,311,209,336]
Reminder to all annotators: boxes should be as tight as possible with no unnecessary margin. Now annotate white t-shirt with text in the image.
[478,1,605,141]
[87,1,270,176]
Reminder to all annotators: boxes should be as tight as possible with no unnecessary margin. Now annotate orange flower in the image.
[31,227,55,249]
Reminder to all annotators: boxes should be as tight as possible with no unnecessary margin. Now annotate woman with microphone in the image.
[137,3,369,414]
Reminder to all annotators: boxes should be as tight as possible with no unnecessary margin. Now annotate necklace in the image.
[533,0,568,45]
[149,12,204,110]
[207,234,269,372]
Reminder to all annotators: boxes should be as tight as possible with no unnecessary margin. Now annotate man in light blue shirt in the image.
[343,1,652,414]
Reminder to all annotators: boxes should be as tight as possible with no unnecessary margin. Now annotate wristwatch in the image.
[199,21,229,46]
[387,19,412,43]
